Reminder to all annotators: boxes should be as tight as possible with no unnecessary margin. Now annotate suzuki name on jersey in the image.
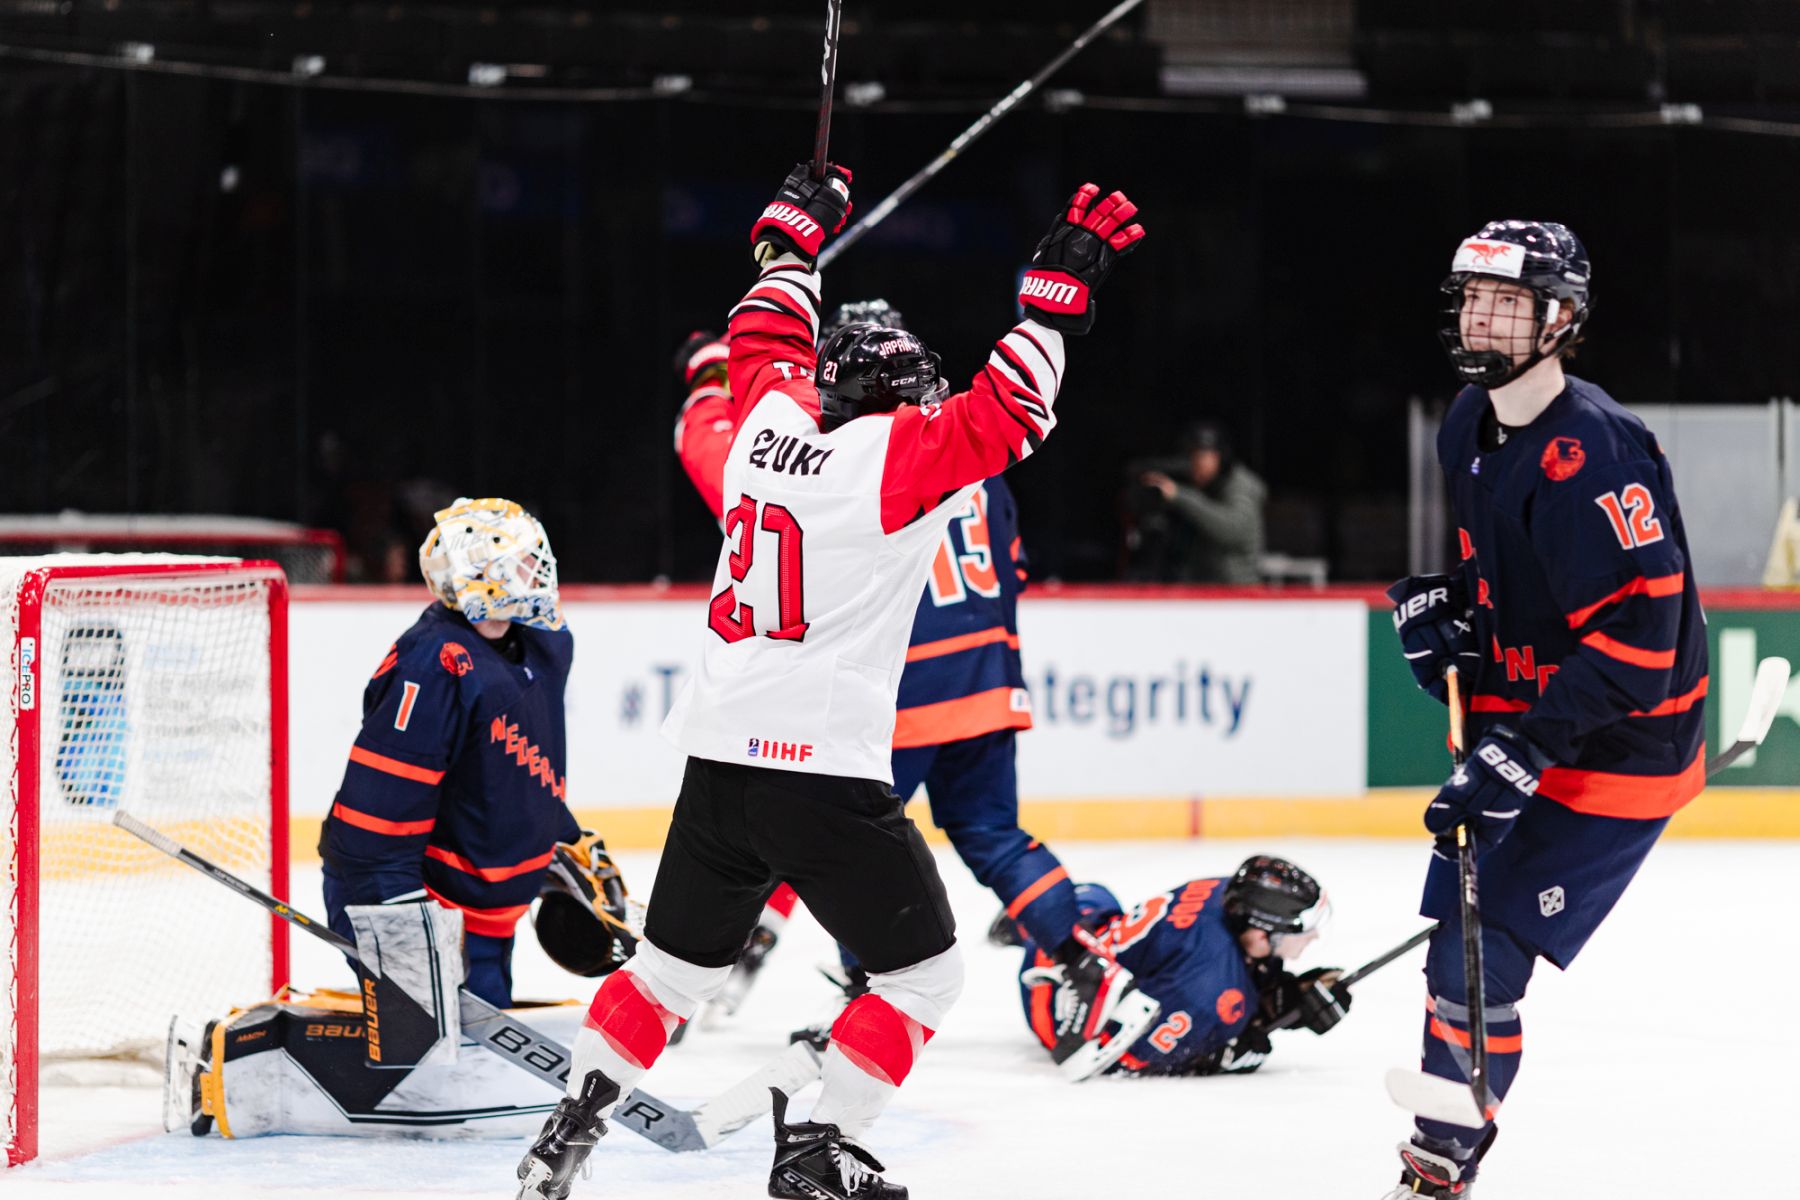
[747,428,835,476]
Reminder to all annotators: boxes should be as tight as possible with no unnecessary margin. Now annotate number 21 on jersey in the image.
[709,493,810,643]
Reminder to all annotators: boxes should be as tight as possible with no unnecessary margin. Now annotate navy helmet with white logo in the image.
[1439,219,1592,388]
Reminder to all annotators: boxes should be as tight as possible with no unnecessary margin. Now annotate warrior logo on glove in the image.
[1019,183,1146,336]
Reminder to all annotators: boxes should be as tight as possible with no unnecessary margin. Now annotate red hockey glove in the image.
[1019,183,1146,335]
[1426,728,1552,854]
[673,329,729,391]
[750,162,853,267]
[1386,574,1480,705]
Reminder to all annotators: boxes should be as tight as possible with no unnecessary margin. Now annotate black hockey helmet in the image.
[1223,855,1328,936]
[816,322,950,430]
[533,835,637,977]
[1439,219,1592,389]
[819,298,908,348]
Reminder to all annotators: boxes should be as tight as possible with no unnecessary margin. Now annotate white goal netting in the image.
[2,555,287,1166]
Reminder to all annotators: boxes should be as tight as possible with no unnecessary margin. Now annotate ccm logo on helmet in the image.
[759,203,821,238]
[1020,271,1086,312]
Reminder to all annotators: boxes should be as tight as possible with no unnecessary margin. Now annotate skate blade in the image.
[1059,991,1161,1082]
[515,1157,555,1200]
[1383,1068,1487,1127]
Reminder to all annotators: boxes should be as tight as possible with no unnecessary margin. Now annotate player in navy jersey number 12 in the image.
[1380,222,1708,1198]
[515,165,1144,1200]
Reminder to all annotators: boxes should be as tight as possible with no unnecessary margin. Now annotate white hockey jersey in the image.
[661,254,1066,783]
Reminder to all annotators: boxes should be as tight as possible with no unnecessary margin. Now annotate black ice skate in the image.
[1379,1129,1496,1199]
[1021,933,1161,1082]
[985,907,1025,948]
[515,1070,621,1200]
[768,1087,907,1200]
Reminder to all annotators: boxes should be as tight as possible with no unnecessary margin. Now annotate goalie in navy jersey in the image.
[1380,222,1708,1198]
[516,166,1145,1200]
[672,301,1082,1026]
[1010,857,1352,1079]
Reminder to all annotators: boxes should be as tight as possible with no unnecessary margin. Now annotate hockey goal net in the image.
[1,556,289,1166]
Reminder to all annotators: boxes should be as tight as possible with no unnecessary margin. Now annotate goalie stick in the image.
[815,0,1148,270]
[1385,655,1796,1127]
[112,810,820,1152]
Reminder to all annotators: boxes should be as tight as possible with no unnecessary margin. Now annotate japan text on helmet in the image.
[1223,855,1329,937]
[418,497,563,631]
[818,298,908,350]
[1439,219,1592,389]
[815,322,950,430]
[533,833,638,977]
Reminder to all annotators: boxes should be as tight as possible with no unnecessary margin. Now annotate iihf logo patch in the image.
[747,738,760,758]
[1538,886,1566,917]
[1470,456,1481,476]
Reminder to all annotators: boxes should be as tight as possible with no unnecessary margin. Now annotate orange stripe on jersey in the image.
[348,744,445,785]
[1564,572,1684,630]
[1006,866,1070,919]
[1429,1015,1523,1055]
[904,626,1020,663]
[892,686,1031,749]
[330,802,435,838]
[1631,675,1709,717]
[423,885,531,938]
[425,844,555,882]
[1027,952,1058,1051]
[1580,631,1677,670]
[1538,742,1706,819]
[372,644,399,679]
[1471,694,1530,713]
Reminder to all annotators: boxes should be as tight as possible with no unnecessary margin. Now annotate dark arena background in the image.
[8,1,1800,582]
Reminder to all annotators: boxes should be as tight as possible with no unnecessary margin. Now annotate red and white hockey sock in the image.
[761,882,799,932]
[810,994,933,1138]
[567,941,731,1105]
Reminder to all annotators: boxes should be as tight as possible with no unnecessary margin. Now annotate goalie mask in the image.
[816,321,950,430]
[419,497,563,632]
[1439,219,1592,389]
[533,833,637,977]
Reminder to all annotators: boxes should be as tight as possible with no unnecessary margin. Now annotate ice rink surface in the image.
[13,834,1793,1199]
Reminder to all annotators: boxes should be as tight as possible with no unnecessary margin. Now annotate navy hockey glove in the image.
[1425,727,1552,853]
[1386,573,1479,704]
[1019,183,1145,335]
[1258,966,1351,1035]
[750,162,852,267]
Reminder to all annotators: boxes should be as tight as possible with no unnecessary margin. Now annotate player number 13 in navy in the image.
[709,493,811,643]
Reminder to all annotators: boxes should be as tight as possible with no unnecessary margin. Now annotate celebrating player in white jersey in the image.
[514,164,1145,1200]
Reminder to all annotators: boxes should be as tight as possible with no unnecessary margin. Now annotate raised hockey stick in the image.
[810,0,845,180]
[815,0,1148,269]
[112,810,819,1152]
[1705,656,1792,774]
[1385,666,1492,1128]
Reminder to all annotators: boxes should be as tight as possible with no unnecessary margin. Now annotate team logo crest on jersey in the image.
[439,641,475,677]
[1216,988,1246,1024]
[1541,437,1586,481]
[1539,886,1566,917]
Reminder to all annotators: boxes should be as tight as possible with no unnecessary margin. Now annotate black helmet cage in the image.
[1438,220,1593,389]
[1223,854,1328,937]
[816,321,950,429]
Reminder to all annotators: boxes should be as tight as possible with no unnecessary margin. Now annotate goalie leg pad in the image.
[346,899,466,1070]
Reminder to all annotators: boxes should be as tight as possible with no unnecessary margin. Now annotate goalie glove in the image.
[534,831,639,977]
[1019,183,1146,335]
[750,162,852,267]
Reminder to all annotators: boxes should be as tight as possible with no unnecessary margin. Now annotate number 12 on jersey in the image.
[709,493,811,643]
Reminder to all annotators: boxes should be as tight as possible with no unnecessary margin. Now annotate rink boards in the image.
[285,586,1800,845]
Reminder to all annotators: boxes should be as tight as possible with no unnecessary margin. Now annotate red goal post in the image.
[2,556,290,1167]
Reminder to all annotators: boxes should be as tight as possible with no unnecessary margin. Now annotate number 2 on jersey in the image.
[1595,483,1664,550]
[709,493,810,643]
